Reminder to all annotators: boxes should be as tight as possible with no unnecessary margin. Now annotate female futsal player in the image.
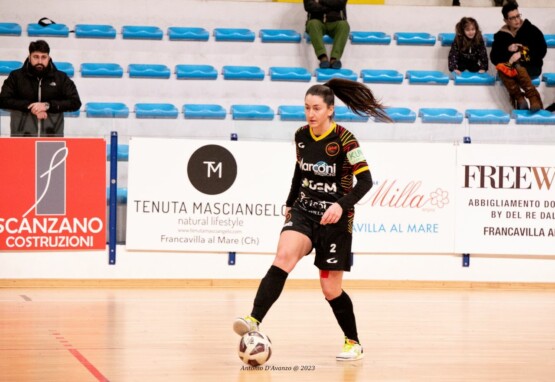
[233,78,390,361]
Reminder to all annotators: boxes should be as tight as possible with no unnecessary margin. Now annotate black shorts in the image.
[281,206,353,272]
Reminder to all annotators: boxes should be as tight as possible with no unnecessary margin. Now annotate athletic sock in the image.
[327,290,359,343]
[251,265,289,323]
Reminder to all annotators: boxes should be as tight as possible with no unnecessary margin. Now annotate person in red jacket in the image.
[0,40,81,137]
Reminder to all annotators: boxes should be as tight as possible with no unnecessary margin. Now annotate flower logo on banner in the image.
[429,188,449,209]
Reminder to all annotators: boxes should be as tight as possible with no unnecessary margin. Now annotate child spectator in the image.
[448,17,489,75]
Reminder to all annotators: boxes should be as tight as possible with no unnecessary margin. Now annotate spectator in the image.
[490,2,546,111]
[304,0,350,69]
[448,17,488,75]
[0,40,81,137]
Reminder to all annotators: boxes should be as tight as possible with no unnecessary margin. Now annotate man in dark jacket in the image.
[304,0,349,69]
[490,2,546,111]
[0,40,81,137]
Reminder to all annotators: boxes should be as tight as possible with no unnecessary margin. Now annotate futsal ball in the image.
[238,330,272,366]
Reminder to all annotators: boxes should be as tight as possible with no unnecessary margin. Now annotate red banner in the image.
[0,138,106,250]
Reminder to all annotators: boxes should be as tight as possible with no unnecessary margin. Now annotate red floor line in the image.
[68,348,110,382]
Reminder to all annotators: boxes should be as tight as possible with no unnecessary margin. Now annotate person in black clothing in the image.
[233,79,390,361]
[304,0,350,69]
[448,17,488,74]
[490,2,546,111]
[0,40,81,137]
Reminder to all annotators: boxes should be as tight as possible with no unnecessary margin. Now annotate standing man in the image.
[304,0,349,69]
[490,2,546,111]
[0,40,81,137]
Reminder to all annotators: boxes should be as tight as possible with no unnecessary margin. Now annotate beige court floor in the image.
[0,287,554,382]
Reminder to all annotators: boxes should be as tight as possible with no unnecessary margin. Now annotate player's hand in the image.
[320,203,342,225]
[509,52,521,64]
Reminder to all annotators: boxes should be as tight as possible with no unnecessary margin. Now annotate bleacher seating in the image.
[0,1,554,144]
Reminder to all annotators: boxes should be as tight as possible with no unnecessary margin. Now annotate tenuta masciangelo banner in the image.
[126,138,457,254]
[0,138,106,251]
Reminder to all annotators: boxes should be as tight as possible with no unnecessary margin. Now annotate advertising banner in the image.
[0,138,106,251]
[126,138,457,254]
[455,144,555,255]
[126,138,294,252]
[353,142,457,253]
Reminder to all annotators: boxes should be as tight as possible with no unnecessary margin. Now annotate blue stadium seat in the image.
[381,107,416,123]
[0,22,22,36]
[360,69,403,84]
[269,67,311,82]
[122,25,163,40]
[183,104,227,119]
[231,105,274,120]
[0,60,22,75]
[277,105,305,121]
[304,33,333,44]
[438,33,455,46]
[465,109,510,124]
[335,106,369,122]
[168,27,210,41]
[259,29,301,43]
[128,64,171,79]
[406,70,449,85]
[511,110,555,125]
[452,71,495,85]
[542,73,555,86]
[316,68,357,82]
[54,62,74,77]
[81,63,124,77]
[176,64,218,80]
[483,33,494,47]
[419,108,463,124]
[27,23,69,37]
[546,34,555,48]
[394,32,436,46]
[222,65,264,80]
[135,103,178,119]
[213,28,255,42]
[86,102,129,118]
[106,187,128,204]
[75,24,116,39]
[64,110,81,118]
[106,144,129,161]
[350,31,391,45]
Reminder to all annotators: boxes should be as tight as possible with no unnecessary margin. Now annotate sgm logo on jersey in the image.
[299,159,336,176]
[325,142,340,157]
[347,148,365,165]
[302,178,337,193]
[187,145,237,195]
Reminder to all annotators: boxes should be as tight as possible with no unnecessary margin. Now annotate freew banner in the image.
[0,138,106,251]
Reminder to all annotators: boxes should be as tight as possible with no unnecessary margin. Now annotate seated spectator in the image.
[304,0,350,69]
[490,1,546,111]
[448,17,488,75]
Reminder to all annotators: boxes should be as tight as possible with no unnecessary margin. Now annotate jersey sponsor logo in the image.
[299,159,336,176]
[346,148,365,165]
[326,257,338,264]
[302,178,337,193]
[325,142,340,157]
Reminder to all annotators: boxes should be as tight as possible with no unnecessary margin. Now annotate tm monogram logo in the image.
[187,145,237,195]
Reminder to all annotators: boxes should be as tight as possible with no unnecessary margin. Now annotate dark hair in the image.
[454,17,485,52]
[305,78,391,121]
[28,40,50,54]
[502,1,519,19]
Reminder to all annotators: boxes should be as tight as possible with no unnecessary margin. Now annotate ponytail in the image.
[306,78,391,122]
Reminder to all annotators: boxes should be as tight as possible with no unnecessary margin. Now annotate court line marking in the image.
[50,331,110,382]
